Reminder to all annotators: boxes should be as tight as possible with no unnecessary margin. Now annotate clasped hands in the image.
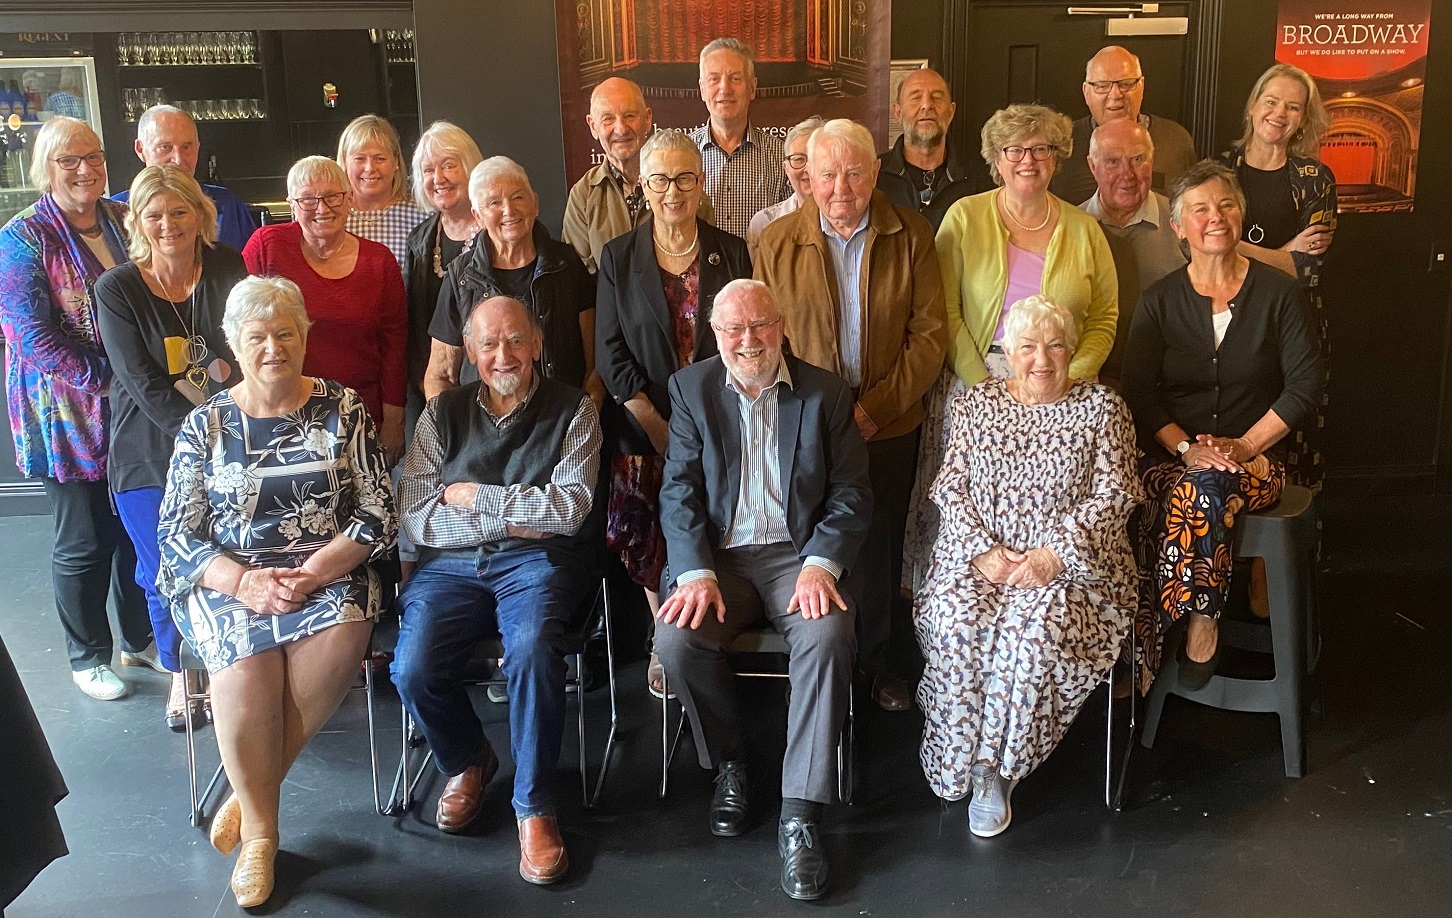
[657,565,846,631]
[235,566,323,616]
[972,545,1064,589]
[1182,434,1254,472]
[441,480,548,539]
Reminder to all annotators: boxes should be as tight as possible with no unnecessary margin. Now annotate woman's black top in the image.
[1236,161,1300,250]
[1120,258,1324,464]
[403,212,468,401]
[94,244,247,492]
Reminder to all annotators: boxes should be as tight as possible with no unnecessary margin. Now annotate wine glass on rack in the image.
[116,33,133,67]
[122,88,138,122]
[247,98,265,120]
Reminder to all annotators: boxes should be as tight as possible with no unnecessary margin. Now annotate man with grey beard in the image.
[394,295,602,886]
[876,68,976,228]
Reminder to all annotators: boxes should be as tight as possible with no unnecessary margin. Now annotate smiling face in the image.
[587,78,653,173]
[473,173,539,250]
[345,140,397,209]
[464,297,541,398]
[996,132,1056,197]
[236,315,306,387]
[135,111,200,175]
[47,134,108,212]
[698,48,757,127]
[290,174,351,248]
[893,70,956,147]
[783,132,812,200]
[641,146,703,230]
[418,148,469,217]
[712,287,784,394]
[1249,75,1308,152]
[1082,48,1145,125]
[1087,120,1153,217]
[1173,177,1244,258]
[809,137,878,232]
[1006,320,1072,403]
[138,190,201,263]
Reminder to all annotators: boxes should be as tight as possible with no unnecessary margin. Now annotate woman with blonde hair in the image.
[336,113,428,273]
[95,164,248,727]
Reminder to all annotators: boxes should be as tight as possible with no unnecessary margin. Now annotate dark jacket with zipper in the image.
[875,135,981,230]
[428,219,594,388]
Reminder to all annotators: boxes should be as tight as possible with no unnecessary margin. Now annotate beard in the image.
[905,118,945,147]
[490,371,524,396]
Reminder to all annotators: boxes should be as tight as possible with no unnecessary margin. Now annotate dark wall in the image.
[893,0,944,66]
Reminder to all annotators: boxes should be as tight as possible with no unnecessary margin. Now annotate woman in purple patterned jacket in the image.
[0,116,154,701]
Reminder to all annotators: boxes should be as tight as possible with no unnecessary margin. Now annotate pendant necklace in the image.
[154,264,210,394]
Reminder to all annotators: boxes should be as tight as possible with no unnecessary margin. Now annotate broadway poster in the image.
[1276,0,1432,213]
[554,0,891,187]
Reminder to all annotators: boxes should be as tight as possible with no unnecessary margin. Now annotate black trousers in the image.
[857,428,920,678]
[42,478,151,671]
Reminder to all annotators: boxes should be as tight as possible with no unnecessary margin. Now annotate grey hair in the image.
[286,155,348,198]
[640,129,703,175]
[1001,294,1078,353]
[1087,119,1155,161]
[411,120,485,212]
[136,104,195,145]
[29,116,99,194]
[714,278,778,316]
[222,276,312,351]
[1168,159,1246,227]
[469,156,533,210]
[699,37,756,80]
[807,118,876,167]
[784,116,824,152]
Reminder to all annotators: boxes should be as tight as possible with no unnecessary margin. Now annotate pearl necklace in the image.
[654,230,699,259]
[1001,193,1054,233]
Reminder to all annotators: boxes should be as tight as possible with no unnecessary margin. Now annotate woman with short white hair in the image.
[157,275,396,908]
[914,294,1142,839]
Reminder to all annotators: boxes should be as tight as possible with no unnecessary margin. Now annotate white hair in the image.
[640,129,703,176]
[222,276,312,351]
[714,278,777,316]
[784,116,824,152]
[286,155,347,198]
[1087,119,1155,161]
[1001,294,1078,353]
[136,104,196,145]
[469,156,533,210]
[29,116,99,194]
[807,118,876,168]
[410,120,485,212]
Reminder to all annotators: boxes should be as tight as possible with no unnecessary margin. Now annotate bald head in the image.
[1087,118,1154,224]
[1082,45,1145,124]
[894,68,956,148]
[464,296,542,398]
[134,105,201,175]
[587,77,653,176]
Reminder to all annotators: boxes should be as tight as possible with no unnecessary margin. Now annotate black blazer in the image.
[595,217,751,455]
[659,354,872,591]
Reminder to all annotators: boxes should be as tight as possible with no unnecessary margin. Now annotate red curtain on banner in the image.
[642,0,800,62]
[1321,141,1376,186]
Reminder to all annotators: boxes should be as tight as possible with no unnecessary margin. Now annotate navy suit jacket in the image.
[659,353,872,590]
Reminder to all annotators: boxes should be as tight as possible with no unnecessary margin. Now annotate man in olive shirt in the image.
[1051,46,1197,205]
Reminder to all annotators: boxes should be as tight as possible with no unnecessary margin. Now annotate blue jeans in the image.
[113,486,181,671]
[392,547,592,817]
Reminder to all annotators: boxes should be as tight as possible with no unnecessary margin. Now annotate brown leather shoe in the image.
[518,815,569,885]
[871,674,914,712]
[436,749,498,834]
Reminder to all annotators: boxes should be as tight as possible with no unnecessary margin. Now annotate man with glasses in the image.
[1050,45,1197,205]
[689,38,788,239]
[876,68,976,229]
[113,104,257,250]
[654,279,871,901]
[755,119,946,715]
[562,77,713,274]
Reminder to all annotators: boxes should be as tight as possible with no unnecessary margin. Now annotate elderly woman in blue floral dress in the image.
[156,275,395,909]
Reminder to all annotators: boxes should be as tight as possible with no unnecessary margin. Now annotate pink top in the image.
[994,242,1047,343]
[242,222,407,423]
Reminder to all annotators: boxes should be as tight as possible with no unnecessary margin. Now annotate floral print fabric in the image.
[156,379,396,673]
[914,381,1143,793]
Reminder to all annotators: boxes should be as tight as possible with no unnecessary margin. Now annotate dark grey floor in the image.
[5,495,1452,918]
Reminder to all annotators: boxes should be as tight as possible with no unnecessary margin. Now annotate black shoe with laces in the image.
[709,761,749,837]
[777,816,829,900]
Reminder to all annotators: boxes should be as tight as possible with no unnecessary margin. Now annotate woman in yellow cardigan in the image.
[904,103,1118,589]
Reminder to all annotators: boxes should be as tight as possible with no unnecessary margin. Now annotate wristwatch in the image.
[1175,439,1191,457]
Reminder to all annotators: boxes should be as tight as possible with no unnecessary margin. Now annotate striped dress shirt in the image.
[820,210,870,388]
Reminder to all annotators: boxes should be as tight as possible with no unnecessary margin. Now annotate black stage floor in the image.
[5,496,1452,917]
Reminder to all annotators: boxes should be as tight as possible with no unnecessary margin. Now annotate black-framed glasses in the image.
[290,191,347,211]
[643,171,698,193]
[710,317,781,337]
[1086,77,1143,95]
[784,153,808,169]
[53,151,106,171]
[1002,144,1056,163]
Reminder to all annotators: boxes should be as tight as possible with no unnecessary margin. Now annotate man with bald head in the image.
[876,67,975,228]
[563,77,712,273]
[1081,118,1186,385]
[113,104,257,249]
[1050,45,1197,205]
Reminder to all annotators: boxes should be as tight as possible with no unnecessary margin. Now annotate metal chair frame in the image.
[385,575,619,813]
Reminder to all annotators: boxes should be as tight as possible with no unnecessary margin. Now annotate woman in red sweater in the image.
[243,156,406,462]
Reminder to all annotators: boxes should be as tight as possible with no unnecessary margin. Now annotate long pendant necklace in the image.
[154,264,210,393]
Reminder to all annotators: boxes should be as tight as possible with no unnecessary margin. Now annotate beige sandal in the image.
[647,652,674,700]
[230,837,277,908]
[210,792,242,855]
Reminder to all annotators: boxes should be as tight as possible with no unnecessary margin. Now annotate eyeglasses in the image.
[1002,144,1056,162]
[1086,77,1143,95]
[784,153,808,169]
[290,191,348,211]
[711,317,781,337]
[643,172,699,193]
[53,151,106,171]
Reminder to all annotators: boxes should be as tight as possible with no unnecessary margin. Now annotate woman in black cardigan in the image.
[595,129,751,697]
[94,165,247,728]
[1121,160,1322,692]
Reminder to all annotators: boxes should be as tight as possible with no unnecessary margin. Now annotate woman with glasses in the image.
[903,103,1118,590]
[242,156,407,465]
[0,117,154,702]
[595,129,751,697]
[745,116,821,260]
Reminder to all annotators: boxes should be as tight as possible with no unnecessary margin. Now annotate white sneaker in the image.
[967,764,1017,838]
[120,642,169,674]
[73,665,129,701]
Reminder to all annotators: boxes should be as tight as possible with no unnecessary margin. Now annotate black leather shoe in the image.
[1177,638,1222,691]
[710,761,749,837]
[778,816,829,900]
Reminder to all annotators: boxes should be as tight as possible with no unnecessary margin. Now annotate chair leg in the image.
[1104,677,1114,809]
[184,669,202,827]
[837,687,855,805]
[587,580,620,808]
[575,650,590,807]
[1112,627,1138,812]
[363,639,394,816]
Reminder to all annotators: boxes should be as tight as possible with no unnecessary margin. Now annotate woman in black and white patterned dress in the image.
[914,295,1142,839]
